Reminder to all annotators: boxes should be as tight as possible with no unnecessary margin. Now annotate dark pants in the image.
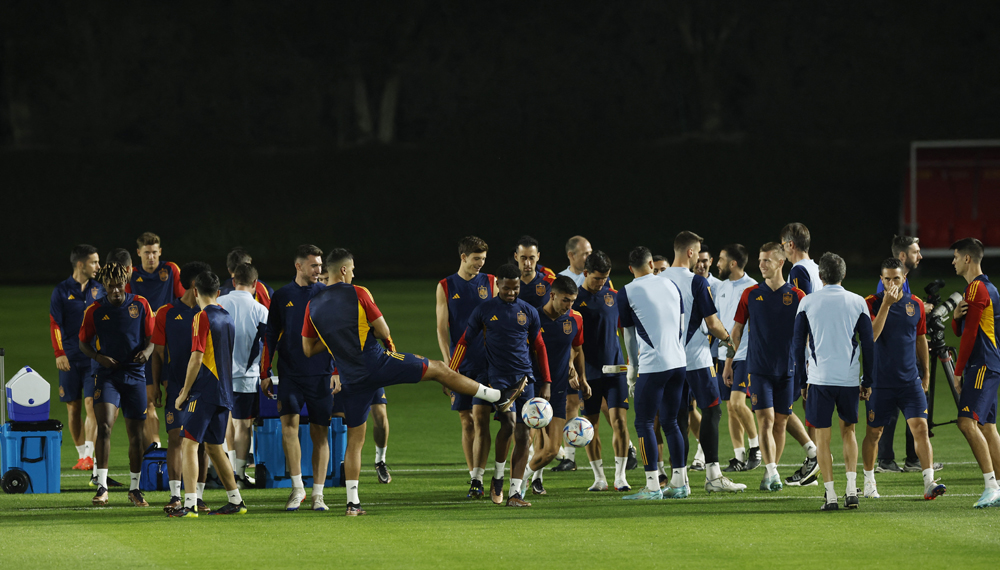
[877,412,917,463]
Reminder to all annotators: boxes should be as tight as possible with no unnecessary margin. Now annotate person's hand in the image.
[538,382,551,401]
[955,375,963,396]
[569,375,580,390]
[261,376,275,398]
[723,360,734,388]
[95,354,118,369]
[626,364,638,400]
[921,373,930,394]
[580,379,593,400]
[884,283,903,306]
[174,388,189,411]
[133,351,148,365]
[860,386,872,401]
[954,299,969,321]
[56,356,71,372]
[147,384,163,408]
[801,385,808,401]
[331,374,342,394]
[568,365,579,385]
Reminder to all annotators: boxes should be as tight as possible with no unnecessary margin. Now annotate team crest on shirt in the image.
[517,311,527,326]
[478,285,488,299]
[563,320,573,334]
[128,304,140,318]
[166,411,174,425]
[783,292,793,306]
[94,389,101,400]
[868,409,875,423]
[906,303,915,317]
[536,283,546,296]
[159,267,169,281]
[604,293,614,307]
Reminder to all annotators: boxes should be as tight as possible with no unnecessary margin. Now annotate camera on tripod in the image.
[922,279,965,431]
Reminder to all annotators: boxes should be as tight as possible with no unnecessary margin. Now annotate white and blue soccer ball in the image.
[563,417,594,448]
[521,397,553,428]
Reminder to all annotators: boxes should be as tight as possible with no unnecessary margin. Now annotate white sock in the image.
[312,483,324,497]
[657,461,666,476]
[670,467,687,488]
[766,462,778,477]
[629,440,636,451]
[291,474,304,489]
[76,444,87,459]
[804,441,818,459]
[566,447,576,462]
[527,444,535,464]
[846,471,857,496]
[694,443,705,462]
[494,461,506,480]
[471,467,485,482]
[97,468,108,489]
[92,462,98,477]
[197,482,206,499]
[532,469,543,482]
[922,468,935,487]
[169,480,181,497]
[510,478,522,496]
[863,469,875,482]
[523,466,535,485]
[375,446,386,463]
[346,480,360,504]
[469,470,475,480]
[184,492,197,509]
[734,447,746,463]
[706,462,721,480]
[227,449,236,470]
[645,470,659,492]
[748,437,759,448]
[84,441,95,458]
[129,472,140,491]
[227,488,242,504]
[590,459,606,482]
[614,456,626,482]
[233,458,247,478]
[824,481,836,502]
[984,471,999,490]
[476,385,501,402]
[556,446,566,460]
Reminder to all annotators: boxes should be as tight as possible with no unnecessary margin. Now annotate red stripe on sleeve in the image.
[79,303,100,343]
[301,302,318,338]
[152,306,170,345]
[169,262,185,298]
[532,330,551,383]
[50,315,66,357]
[191,311,210,353]
[955,280,988,376]
[355,286,383,321]
[734,285,756,325]
[572,311,584,347]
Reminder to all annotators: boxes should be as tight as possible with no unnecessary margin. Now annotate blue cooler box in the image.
[257,377,306,419]
[6,367,51,422]
[254,417,347,488]
[1,420,62,494]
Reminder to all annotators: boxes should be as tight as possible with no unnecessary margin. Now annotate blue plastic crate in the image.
[253,417,346,488]
[1,421,62,494]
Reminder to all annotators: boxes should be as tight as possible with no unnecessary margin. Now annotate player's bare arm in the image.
[435,282,451,361]
[703,314,733,351]
[79,339,118,370]
[150,344,165,407]
[570,345,591,399]
[133,335,154,365]
[916,334,930,392]
[302,335,325,358]
[724,321,745,387]
[872,283,902,341]
[175,349,204,409]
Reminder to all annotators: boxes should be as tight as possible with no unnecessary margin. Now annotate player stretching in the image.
[219,247,273,308]
[792,253,874,511]
[78,263,155,507]
[714,244,760,472]
[660,232,743,494]
[305,251,522,515]
[262,245,336,511]
[170,271,247,517]
[949,238,1000,508]
[728,243,805,492]
[515,235,557,310]
[435,236,497,494]
[619,247,687,500]
[151,261,213,512]
[860,258,945,500]
[520,276,591,495]
[51,244,103,473]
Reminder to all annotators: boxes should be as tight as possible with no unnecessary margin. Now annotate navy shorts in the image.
[341,351,427,428]
[181,400,229,445]
[164,382,185,431]
[549,380,569,420]
[279,374,335,426]
[749,373,795,414]
[58,359,94,402]
[805,384,860,429]
[583,374,629,415]
[865,384,928,427]
[451,367,482,412]
[471,371,525,407]
[719,360,750,401]
[489,380,536,425]
[232,392,259,420]
[958,365,999,425]
[336,387,388,415]
[93,375,147,420]
[685,366,721,409]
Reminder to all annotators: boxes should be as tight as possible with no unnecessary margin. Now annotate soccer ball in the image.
[563,417,594,448]
[521,397,553,428]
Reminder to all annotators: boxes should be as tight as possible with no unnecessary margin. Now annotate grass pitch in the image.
[1,277,999,569]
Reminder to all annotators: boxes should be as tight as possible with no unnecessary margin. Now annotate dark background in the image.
[3,1,998,283]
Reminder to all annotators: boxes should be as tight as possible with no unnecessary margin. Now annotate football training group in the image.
[47,224,1000,516]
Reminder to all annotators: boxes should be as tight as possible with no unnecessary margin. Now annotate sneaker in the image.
[530,479,547,495]
[614,480,631,492]
[375,461,392,484]
[168,506,198,518]
[506,492,532,507]
[467,479,485,499]
[312,496,329,511]
[236,475,255,490]
[760,474,782,492]
[689,459,705,472]
[72,457,89,470]
[626,444,638,470]
[127,489,149,507]
[496,376,529,412]
[490,477,505,504]
[197,499,210,512]
[285,487,307,511]
[588,480,608,492]
[785,456,819,486]
[799,472,820,486]
[864,479,880,498]
[723,458,746,473]
[623,488,663,500]
[904,460,945,472]
[820,500,839,511]
[658,473,668,489]
[662,484,690,499]
[92,486,109,506]
[90,475,123,488]
[345,502,367,516]
[875,459,902,473]
[844,494,859,509]
[164,496,182,512]
[551,458,577,472]
[210,501,248,515]
[706,476,747,494]
[744,447,762,471]
[923,480,946,500]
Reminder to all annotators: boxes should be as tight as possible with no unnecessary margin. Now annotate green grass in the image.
[1,277,999,569]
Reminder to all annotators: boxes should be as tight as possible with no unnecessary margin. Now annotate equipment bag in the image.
[139,446,168,491]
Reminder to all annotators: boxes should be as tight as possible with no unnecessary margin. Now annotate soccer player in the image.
[792,252,874,511]
[714,244,760,472]
[652,255,669,275]
[559,235,592,288]
[129,232,185,450]
[520,275,590,496]
[169,271,247,517]
[949,238,1000,508]
[728,243,806,492]
[305,251,523,515]
[217,262,269,487]
[151,261,213,512]
[219,247,273,308]
[78,263,155,507]
[690,246,722,469]
[619,247,687,500]
[261,244,336,511]
[50,244,103,472]
[860,258,945,500]
[435,236,497,493]
[515,235,557,310]
[660,232,743,494]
